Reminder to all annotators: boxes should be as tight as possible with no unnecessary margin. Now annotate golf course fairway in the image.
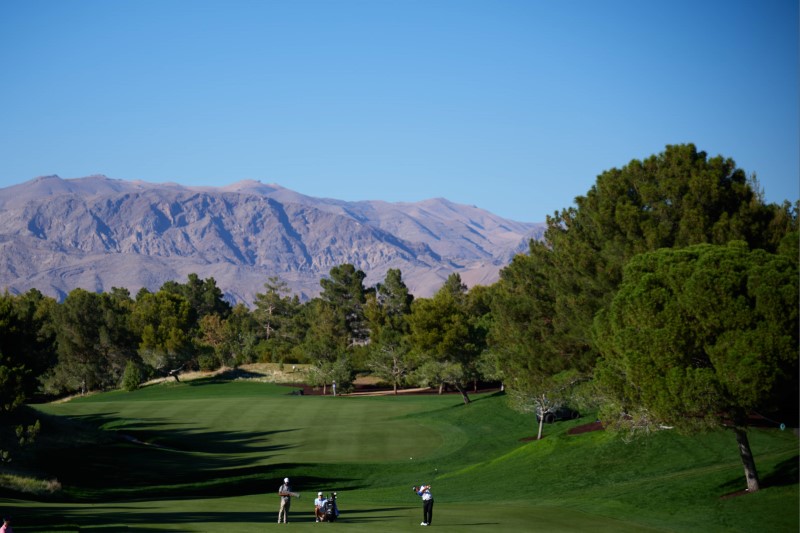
[2,377,797,532]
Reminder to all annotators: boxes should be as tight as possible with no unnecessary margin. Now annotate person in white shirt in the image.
[413,484,434,526]
[314,491,328,522]
[277,477,297,523]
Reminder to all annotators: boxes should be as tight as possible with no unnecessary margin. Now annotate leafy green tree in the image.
[407,273,482,404]
[211,303,260,367]
[376,269,414,317]
[300,299,349,394]
[0,349,24,414]
[490,246,587,438]
[410,359,465,396]
[319,264,368,347]
[489,241,570,399]
[545,143,794,372]
[43,288,136,395]
[253,276,302,362]
[197,313,226,370]
[492,144,797,420]
[507,369,583,441]
[464,283,493,390]
[196,304,260,371]
[0,290,55,463]
[98,288,139,382]
[365,269,414,393]
[132,290,195,375]
[44,289,99,394]
[0,289,57,405]
[593,242,798,492]
[161,273,232,325]
[306,356,354,395]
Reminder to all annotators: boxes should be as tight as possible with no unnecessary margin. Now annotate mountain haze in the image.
[0,175,544,303]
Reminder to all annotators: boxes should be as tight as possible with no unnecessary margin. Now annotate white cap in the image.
[318,492,323,496]
[284,478,289,483]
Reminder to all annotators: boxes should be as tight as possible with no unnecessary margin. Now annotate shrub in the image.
[121,360,142,392]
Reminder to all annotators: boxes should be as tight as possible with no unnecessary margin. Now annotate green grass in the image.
[1,377,797,532]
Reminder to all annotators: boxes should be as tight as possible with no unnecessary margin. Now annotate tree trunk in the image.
[438,382,444,395]
[536,415,544,441]
[322,383,327,395]
[393,382,398,395]
[455,384,471,405]
[733,426,760,492]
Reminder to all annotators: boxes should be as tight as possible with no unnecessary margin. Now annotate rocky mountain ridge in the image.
[0,175,544,303]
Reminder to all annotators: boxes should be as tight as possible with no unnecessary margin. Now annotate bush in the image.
[197,353,220,372]
[121,361,142,392]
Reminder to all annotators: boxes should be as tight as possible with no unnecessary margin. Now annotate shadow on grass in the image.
[189,368,270,384]
[11,505,417,531]
[761,454,799,488]
[718,453,799,494]
[22,410,341,502]
[8,507,280,532]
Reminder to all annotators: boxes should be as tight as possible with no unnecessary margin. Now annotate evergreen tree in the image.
[253,276,302,362]
[366,269,413,394]
[407,273,482,404]
[131,290,195,375]
[161,273,232,326]
[0,289,57,406]
[493,144,797,406]
[593,242,798,492]
[319,264,368,347]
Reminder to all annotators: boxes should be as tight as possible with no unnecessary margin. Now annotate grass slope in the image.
[1,377,797,532]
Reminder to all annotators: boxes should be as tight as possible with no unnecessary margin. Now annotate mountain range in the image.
[0,175,544,304]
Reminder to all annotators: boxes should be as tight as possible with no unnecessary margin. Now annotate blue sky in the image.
[0,0,797,222]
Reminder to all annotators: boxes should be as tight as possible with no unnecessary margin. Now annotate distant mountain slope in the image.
[0,175,544,303]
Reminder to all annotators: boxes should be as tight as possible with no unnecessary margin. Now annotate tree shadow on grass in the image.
[25,410,318,502]
[7,507,277,532]
[11,500,399,531]
[718,453,799,496]
[761,454,799,488]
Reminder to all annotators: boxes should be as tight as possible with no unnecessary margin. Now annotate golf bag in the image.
[322,492,339,522]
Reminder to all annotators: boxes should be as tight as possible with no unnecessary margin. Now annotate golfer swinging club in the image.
[277,477,299,523]
[413,483,434,526]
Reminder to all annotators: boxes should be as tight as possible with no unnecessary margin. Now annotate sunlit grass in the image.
[2,379,797,532]
[0,473,61,495]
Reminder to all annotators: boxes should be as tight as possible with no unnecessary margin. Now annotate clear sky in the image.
[0,0,797,222]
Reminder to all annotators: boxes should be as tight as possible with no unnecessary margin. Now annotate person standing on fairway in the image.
[413,484,434,526]
[277,477,297,523]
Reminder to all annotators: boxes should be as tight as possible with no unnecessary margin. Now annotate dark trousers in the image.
[423,499,434,524]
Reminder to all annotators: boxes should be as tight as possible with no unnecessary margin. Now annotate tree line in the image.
[0,266,487,401]
[1,144,796,491]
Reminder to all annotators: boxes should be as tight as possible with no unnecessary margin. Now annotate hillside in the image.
[0,175,544,303]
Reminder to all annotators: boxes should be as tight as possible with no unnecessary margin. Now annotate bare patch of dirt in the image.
[519,420,604,442]
[568,420,604,435]
[279,382,502,397]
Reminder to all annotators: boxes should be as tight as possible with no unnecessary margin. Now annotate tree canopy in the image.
[593,242,798,491]
[494,144,796,389]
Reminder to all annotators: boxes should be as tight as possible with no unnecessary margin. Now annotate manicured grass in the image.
[1,378,797,532]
